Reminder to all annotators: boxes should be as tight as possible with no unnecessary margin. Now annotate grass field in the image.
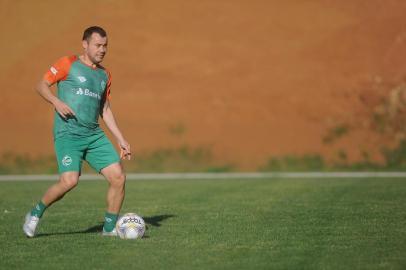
[0,177,405,269]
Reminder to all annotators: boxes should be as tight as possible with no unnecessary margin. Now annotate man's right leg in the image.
[23,172,79,237]
[41,172,80,206]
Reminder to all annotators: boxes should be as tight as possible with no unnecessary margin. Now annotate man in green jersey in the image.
[23,26,130,237]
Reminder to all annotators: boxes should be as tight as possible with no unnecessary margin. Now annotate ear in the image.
[82,40,88,50]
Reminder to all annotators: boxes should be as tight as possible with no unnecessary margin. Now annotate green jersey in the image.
[44,55,111,139]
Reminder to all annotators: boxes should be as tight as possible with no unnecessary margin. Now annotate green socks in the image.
[103,212,118,232]
[30,201,47,218]
[30,203,118,232]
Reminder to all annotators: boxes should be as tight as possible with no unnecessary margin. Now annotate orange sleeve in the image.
[105,69,112,99]
[43,55,77,85]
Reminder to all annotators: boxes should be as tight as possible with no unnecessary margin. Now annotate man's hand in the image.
[101,100,131,160]
[118,140,131,160]
[36,79,75,119]
[53,99,75,119]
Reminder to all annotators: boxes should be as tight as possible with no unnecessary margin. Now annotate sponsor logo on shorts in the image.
[105,217,112,223]
[62,155,72,166]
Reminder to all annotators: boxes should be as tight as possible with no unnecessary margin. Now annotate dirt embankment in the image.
[1,1,406,169]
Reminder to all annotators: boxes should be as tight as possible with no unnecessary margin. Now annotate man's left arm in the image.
[101,100,131,160]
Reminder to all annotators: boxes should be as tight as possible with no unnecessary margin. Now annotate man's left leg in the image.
[85,133,123,235]
[101,162,126,234]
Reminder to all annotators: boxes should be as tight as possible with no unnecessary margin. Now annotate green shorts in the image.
[54,133,120,174]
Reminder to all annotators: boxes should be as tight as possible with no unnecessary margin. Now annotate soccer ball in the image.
[116,213,146,239]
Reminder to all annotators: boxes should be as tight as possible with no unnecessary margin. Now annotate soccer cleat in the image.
[102,227,118,237]
[23,213,40,238]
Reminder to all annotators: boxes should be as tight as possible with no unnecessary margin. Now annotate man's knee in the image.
[102,163,126,188]
[59,173,79,190]
[110,172,126,188]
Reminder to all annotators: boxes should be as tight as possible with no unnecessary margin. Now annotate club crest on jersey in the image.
[62,155,72,166]
[77,76,87,83]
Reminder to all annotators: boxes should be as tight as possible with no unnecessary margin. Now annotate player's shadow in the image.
[143,214,176,227]
[35,214,175,238]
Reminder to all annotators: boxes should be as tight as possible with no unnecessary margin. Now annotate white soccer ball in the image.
[116,213,146,240]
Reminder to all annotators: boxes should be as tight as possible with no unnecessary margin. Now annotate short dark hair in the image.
[82,26,107,41]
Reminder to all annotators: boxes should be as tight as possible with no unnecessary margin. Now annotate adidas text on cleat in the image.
[23,213,40,238]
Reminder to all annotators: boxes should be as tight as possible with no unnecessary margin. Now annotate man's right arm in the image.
[39,56,76,119]
[36,79,75,119]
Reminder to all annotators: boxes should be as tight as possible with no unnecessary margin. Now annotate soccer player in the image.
[23,26,130,237]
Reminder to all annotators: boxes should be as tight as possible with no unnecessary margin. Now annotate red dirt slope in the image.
[1,1,406,169]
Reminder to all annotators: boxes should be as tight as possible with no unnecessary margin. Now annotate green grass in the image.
[0,178,405,269]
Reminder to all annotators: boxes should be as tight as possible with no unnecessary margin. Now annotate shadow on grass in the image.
[143,214,176,227]
[35,214,176,238]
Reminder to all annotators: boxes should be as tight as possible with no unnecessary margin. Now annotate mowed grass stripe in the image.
[0,178,405,270]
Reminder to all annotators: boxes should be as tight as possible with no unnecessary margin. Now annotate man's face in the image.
[82,33,108,64]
